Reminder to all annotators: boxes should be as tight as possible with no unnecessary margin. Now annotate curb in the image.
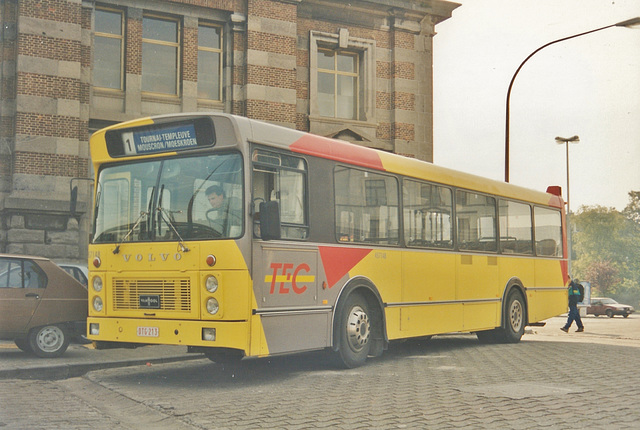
[0,354,203,381]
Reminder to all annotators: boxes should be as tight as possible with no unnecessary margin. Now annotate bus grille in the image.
[112,278,191,312]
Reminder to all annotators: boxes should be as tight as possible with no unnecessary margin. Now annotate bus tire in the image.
[500,289,526,343]
[335,292,372,368]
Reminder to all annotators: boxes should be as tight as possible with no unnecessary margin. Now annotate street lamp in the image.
[504,17,640,183]
[556,135,580,274]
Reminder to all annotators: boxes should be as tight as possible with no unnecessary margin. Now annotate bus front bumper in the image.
[87,317,250,352]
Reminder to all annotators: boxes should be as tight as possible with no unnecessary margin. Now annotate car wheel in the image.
[28,325,70,358]
[606,309,614,318]
[14,338,32,353]
[623,314,629,318]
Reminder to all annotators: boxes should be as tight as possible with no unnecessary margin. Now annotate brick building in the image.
[0,0,458,263]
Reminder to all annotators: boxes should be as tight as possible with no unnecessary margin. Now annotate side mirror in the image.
[70,185,78,216]
[259,201,281,241]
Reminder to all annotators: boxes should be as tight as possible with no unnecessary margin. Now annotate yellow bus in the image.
[85,113,568,368]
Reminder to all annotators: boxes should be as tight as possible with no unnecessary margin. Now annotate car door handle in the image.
[25,293,40,299]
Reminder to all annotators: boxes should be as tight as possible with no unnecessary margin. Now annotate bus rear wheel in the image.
[335,292,372,368]
[476,289,526,344]
[499,289,526,343]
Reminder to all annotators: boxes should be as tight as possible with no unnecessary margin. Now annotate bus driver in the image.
[205,185,240,236]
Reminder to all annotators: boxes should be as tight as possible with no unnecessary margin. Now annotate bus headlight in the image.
[93,296,103,312]
[205,275,218,293]
[93,276,103,292]
[206,297,219,315]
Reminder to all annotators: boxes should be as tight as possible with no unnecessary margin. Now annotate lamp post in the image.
[556,135,580,274]
[504,17,640,183]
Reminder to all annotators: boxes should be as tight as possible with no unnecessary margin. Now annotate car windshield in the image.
[93,152,243,243]
[599,298,618,305]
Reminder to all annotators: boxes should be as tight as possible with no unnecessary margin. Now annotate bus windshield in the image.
[93,152,243,243]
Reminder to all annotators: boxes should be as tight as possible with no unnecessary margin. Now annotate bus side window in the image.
[534,207,563,257]
[456,191,497,252]
[252,149,308,240]
[334,166,399,245]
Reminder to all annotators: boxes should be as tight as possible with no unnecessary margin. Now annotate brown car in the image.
[587,297,635,318]
[0,254,87,357]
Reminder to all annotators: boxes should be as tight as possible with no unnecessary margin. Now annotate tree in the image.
[572,199,640,307]
[582,260,619,297]
[623,191,640,225]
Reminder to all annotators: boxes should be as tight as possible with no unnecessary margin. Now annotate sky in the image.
[432,0,640,211]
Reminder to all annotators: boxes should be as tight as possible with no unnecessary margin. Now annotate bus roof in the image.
[244,116,563,209]
[91,113,564,209]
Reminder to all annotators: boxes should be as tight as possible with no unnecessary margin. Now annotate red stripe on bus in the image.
[318,246,373,288]
[290,134,385,171]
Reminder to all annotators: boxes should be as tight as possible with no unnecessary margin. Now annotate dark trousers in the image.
[564,303,583,329]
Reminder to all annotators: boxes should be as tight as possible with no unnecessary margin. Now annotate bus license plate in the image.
[137,326,159,338]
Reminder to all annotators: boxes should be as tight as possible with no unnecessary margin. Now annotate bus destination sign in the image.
[121,124,198,155]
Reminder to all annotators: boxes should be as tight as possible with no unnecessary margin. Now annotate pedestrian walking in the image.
[561,278,584,333]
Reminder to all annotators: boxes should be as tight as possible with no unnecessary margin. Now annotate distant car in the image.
[587,297,635,318]
[0,254,87,357]
[58,263,89,287]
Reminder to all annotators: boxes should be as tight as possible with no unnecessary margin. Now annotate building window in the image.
[198,23,223,101]
[94,7,124,90]
[317,49,359,120]
[142,15,180,95]
[309,30,376,141]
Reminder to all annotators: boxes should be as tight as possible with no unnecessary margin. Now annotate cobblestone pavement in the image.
[1,315,639,429]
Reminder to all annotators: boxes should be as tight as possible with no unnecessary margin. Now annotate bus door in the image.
[455,191,500,331]
[251,148,326,354]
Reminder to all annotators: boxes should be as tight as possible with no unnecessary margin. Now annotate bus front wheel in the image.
[335,292,372,368]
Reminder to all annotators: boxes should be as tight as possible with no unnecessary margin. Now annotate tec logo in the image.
[265,263,315,294]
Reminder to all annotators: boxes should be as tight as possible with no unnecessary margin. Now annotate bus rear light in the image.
[93,257,101,268]
[90,323,100,335]
[206,254,216,266]
[202,328,216,341]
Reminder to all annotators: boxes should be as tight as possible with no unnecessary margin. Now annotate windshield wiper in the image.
[112,210,148,254]
[157,206,190,252]
[113,185,155,254]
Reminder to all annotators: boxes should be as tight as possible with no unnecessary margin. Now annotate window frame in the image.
[402,178,454,250]
[455,189,498,253]
[533,206,564,258]
[334,165,400,246]
[317,48,360,120]
[309,30,376,127]
[94,5,125,91]
[251,148,310,241]
[498,199,534,255]
[141,13,181,96]
[197,21,223,102]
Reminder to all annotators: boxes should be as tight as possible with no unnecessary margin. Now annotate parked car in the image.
[58,262,89,287]
[587,297,635,318]
[0,254,87,357]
